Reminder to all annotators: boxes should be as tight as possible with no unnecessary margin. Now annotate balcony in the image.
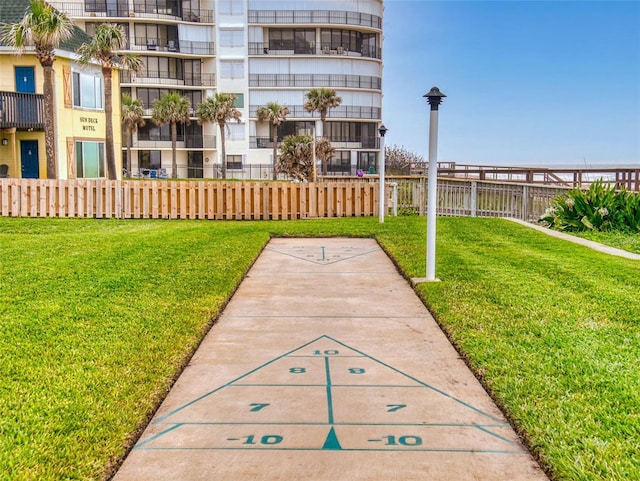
[249,73,381,90]
[248,10,381,29]
[135,135,216,149]
[132,39,215,55]
[249,42,381,60]
[250,105,381,120]
[0,91,44,130]
[250,136,378,150]
[47,2,213,22]
[120,71,216,87]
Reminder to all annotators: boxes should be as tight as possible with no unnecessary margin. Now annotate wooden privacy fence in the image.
[0,179,378,220]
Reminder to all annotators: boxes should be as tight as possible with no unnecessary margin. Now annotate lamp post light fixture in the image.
[419,86,446,283]
[378,123,388,223]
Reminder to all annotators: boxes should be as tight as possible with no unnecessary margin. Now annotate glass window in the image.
[220,60,244,79]
[138,150,162,169]
[328,151,351,173]
[232,93,244,108]
[72,71,103,110]
[358,152,377,171]
[227,123,244,141]
[226,154,242,170]
[75,141,105,178]
[219,29,244,47]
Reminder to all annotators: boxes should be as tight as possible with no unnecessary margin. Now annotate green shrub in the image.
[540,180,639,232]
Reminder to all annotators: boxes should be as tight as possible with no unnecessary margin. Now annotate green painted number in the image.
[249,403,269,412]
[289,367,306,373]
[313,350,339,355]
[242,435,283,445]
[383,435,422,446]
[386,404,406,412]
[348,368,366,374]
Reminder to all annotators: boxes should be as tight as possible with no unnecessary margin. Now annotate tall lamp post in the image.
[424,87,446,282]
[378,124,388,223]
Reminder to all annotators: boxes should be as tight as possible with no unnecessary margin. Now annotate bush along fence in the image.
[0,179,379,220]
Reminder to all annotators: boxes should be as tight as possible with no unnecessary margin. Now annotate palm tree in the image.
[151,92,190,178]
[278,135,335,182]
[1,0,73,179]
[121,94,145,177]
[195,93,242,179]
[256,102,289,180]
[77,23,143,180]
[303,88,342,175]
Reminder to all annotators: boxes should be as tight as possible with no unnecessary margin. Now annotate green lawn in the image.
[0,217,638,481]
[571,230,640,254]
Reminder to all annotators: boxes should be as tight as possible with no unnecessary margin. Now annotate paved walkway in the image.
[113,238,549,481]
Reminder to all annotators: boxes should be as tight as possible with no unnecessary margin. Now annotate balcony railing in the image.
[248,10,381,29]
[132,39,215,55]
[0,91,44,130]
[249,42,381,60]
[250,136,379,149]
[249,74,381,90]
[250,105,381,120]
[47,2,213,22]
[135,135,216,149]
[120,71,215,87]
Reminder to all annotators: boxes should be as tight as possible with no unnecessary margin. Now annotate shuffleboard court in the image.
[113,238,549,480]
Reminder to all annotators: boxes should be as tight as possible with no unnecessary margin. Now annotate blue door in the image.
[15,67,36,93]
[20,140,39,179]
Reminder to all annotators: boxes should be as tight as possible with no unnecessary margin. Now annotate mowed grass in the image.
[0,217,638,481]
[571,230,640,254]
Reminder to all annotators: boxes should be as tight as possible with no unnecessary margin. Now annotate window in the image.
[220,60,244,79]
[326,122,376,146]
[73,71,103,109]
[232,93,244,108]
[138,123,184,141]
[269,29,314,54]
[138,150,162,169]
[358,152,377,171]
[219,29,244,47]
[328,151,351,174]
[75,141,105,178]
[218,0,243,15]
[277,121,314,140]
[226,154,243,170]
[227,123,245,141]
[135,23,178,49]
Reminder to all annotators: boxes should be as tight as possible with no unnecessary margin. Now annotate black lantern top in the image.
[378,124,388,137]
[424,87,446,111]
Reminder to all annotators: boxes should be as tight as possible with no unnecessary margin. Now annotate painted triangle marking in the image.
[322,427,342,450]
[266,245,378,265]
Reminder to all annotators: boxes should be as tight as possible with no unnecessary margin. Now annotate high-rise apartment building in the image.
[51,0,383,179]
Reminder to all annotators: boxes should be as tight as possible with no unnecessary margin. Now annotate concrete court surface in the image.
[113,238,549,481]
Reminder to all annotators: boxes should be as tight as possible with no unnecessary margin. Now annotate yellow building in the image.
[0,2,122,179]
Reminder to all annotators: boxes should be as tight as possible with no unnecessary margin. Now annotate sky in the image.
[382,0,640,167]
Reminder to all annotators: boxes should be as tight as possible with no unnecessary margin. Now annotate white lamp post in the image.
[421,87,446,283]
[378,124,388,223]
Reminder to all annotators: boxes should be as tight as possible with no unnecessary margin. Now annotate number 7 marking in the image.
[386,404,406,412]
[249,403,270,412]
